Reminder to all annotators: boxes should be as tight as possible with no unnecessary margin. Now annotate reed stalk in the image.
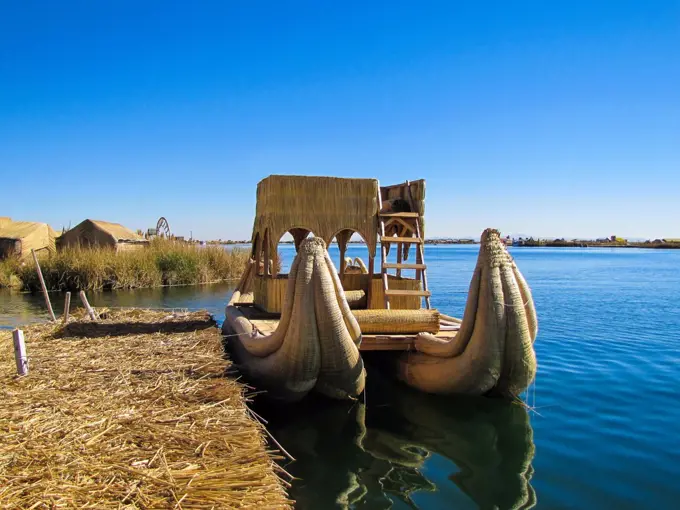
[0,239,249,291]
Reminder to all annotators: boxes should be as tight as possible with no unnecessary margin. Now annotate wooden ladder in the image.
[377,180,431,310]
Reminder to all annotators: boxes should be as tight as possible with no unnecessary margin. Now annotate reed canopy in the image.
[252,175,381,261]
[0,220,57,259]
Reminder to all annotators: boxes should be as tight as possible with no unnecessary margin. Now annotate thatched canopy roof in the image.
[0,221,57,258]
[60,219,144,249]
[252,175,380,257]
[88,220,142,241]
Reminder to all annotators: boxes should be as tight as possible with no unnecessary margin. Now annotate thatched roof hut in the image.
[251,175,425,261]
[252,175,381,259]
[0,220,57,259]
[59,219,147,252]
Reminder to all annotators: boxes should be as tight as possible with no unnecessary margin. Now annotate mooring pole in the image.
[63,291,71,323]
[12,329,28,376]
[79,291,99,321]
[31,249,56,322]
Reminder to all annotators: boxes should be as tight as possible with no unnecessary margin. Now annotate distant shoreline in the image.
[203,239,680,250]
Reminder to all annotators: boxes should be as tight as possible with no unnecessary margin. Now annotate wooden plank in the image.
[379,212,420,218]
[381,236,422,244]
[360,334,415,351]
[384,289,431,297]
[382,263,426,270]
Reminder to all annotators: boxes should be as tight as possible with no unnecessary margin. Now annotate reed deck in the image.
[0,308,292,509]
[236,304,460,351]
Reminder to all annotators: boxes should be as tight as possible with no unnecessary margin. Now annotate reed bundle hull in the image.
[224,176,537,400]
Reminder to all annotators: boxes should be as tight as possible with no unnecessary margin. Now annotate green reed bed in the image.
[0,240,250,291]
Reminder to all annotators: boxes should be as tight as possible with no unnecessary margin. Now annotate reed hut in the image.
[0,220,57,259]
[59,219,147,252]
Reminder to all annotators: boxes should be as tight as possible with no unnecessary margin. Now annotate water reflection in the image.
[255,364,536,509]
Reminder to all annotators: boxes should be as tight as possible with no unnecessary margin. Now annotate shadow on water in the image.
[252,359,536,510]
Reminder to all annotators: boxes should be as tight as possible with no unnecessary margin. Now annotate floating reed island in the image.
[0,309,292,508]
[0,238,249,291]
[223,175,538,401]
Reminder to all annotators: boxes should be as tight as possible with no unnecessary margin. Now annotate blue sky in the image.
[1,1,678,240]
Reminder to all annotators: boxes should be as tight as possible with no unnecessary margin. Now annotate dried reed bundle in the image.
[226,238,365,402]
[399,229,538,397]
[352,309,440,334]
[344,290,367,310]
[0,309,292,509]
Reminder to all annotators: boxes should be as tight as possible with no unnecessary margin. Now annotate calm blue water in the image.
[2,245,680,509]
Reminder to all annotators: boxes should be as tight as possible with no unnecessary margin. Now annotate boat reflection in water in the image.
[254,362,536,509]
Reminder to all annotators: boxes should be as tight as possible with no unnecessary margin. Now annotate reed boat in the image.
[223,175,537,402]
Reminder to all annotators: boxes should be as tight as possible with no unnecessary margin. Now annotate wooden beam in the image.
[379,212,420,218]
[382,263,426,270]
[360,334,415,351]
[367,256,374,307]
[381,236,422,244]
[384,289,431,297]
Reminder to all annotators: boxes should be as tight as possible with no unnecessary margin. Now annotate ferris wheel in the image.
[156,217,171,238]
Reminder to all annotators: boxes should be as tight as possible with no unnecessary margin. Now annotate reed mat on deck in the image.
[0,309,292,509]
[353,309,440,334]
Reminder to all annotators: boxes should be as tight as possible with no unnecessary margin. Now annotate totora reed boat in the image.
[222,175,537,402]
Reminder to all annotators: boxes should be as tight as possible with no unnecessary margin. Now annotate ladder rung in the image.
[384,289,432,297]
[379,212,420,218]
[383,263,426,270]
[381,236,423,244]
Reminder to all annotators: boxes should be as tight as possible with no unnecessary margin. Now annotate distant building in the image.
[0,219,58,259]
[59,219,148,252]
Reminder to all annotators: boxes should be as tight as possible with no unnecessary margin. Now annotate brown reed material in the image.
[0,309,292,509]
[352,309,440,334]
[252,175,380,258]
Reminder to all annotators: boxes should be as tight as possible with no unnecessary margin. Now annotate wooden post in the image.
[62,291,71,323]
[339,245,347,279]
[396,241,403,278]
[13,329,28,376]
[31,249,56,322]
[254,234,262,276]
[263,231,271,278]
[367,255,374,308]
[79,291,98,321]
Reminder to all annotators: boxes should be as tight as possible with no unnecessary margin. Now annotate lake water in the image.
[2,245,679,509]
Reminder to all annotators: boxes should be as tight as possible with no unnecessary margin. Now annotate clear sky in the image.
[1,1,678,241]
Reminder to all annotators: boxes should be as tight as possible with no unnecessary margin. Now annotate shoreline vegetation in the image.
[0,239,249,291]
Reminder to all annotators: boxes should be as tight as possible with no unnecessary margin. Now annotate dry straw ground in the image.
[0,309,292,509]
